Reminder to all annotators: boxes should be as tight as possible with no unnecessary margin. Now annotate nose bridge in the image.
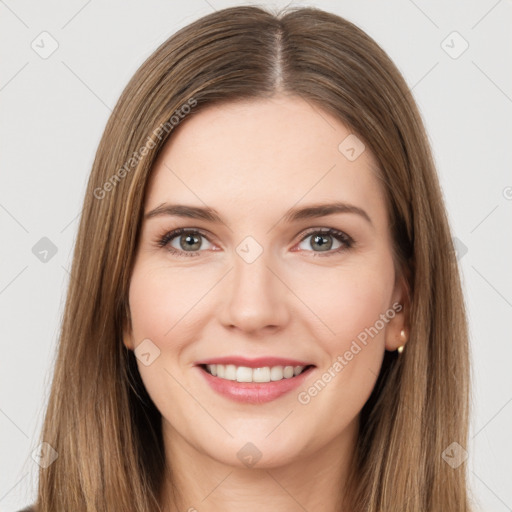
[220,236,289,332]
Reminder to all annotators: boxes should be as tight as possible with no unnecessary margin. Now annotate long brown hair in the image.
[33,5,470,511]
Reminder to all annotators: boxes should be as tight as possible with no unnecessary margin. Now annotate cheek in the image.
[126,263,219,403]
[289,305,384,446]
[295,257,395,349]
[128,264,212,343]
[292,257,395,406]
[126,265,202,416]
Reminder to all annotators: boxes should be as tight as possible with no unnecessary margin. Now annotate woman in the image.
[22,5,470,511]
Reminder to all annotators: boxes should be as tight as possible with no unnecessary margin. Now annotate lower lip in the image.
[196,365,315,404]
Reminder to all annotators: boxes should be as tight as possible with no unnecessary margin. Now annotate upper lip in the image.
[195,356,314,368]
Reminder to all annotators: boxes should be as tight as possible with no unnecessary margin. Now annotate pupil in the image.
[313,234,332,251]
[181,234,200,250]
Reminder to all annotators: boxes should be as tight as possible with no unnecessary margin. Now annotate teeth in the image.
[284,366,294,378]
[225,364,236,381]
[205,364,307,383]
[236,366,252,382]
[270,366,283,381]
[253,367,270,382]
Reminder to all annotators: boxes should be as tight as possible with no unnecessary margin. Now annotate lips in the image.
[194,356,316,404]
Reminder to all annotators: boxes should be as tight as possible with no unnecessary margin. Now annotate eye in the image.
[157,228,214,257]
[296,228,354,256]
[156,227,354,258]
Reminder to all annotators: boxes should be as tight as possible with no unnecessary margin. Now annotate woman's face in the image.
[124,94,407,469]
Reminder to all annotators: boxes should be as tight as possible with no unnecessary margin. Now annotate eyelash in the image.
[156,227,354,258]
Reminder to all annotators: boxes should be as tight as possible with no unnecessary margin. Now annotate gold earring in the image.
[397,329,407,354]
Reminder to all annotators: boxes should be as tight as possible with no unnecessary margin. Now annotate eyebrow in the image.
[144,201,372,226]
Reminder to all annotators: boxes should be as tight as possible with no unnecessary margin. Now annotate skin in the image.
[123,94,409,512]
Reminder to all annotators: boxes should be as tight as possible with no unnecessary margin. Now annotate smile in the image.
[196,363,315,404]
[203,363,311,383]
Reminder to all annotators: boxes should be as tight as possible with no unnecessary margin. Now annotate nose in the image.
[217,247,291,335]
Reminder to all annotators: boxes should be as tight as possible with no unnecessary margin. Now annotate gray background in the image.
[1,0,511,510]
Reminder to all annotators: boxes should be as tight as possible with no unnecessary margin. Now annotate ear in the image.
[123,330,134,351]
[122,303,135,351]
[384,269,411,351]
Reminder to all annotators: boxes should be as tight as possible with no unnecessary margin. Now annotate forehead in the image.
[144,95,386,225]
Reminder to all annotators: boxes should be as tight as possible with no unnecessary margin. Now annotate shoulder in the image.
[17,506,35,512]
